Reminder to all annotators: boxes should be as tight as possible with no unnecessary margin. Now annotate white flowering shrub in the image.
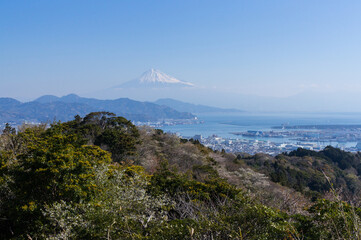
[43,165,171,239]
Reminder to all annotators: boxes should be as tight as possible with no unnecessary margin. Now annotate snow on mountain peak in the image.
[138,69,194,86]
[114,69,195,89]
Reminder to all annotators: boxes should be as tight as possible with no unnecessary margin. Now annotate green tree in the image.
[0,123,112,238]
[63,112,140,163]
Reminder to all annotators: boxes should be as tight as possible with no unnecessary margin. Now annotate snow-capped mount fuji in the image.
[115,69,194,89]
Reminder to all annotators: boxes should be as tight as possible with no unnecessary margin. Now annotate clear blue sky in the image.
[1,0,361,101]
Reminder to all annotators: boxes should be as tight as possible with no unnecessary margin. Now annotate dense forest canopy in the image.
[1,112,361,239]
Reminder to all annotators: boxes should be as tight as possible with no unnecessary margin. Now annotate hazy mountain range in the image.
[0,94,197,125]
[0,93,242,126]
[3,68,358,127]
[88,69,361,113]
[154,98,242,114]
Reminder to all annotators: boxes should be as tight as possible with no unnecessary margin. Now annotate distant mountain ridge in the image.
[0,94,196,126]
[0,98,22,110]
[0,98,96,125]
[34,95,62,103]
[154,98,243,113]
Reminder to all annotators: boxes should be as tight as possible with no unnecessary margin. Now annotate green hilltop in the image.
[1,112,361,239]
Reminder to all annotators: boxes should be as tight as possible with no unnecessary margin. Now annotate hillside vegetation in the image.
[1,112,361,239]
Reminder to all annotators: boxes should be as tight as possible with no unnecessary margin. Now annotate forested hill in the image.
[1,112,361,239]
[0,94,195,125]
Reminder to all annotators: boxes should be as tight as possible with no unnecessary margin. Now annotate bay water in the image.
[160,112,361,147]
